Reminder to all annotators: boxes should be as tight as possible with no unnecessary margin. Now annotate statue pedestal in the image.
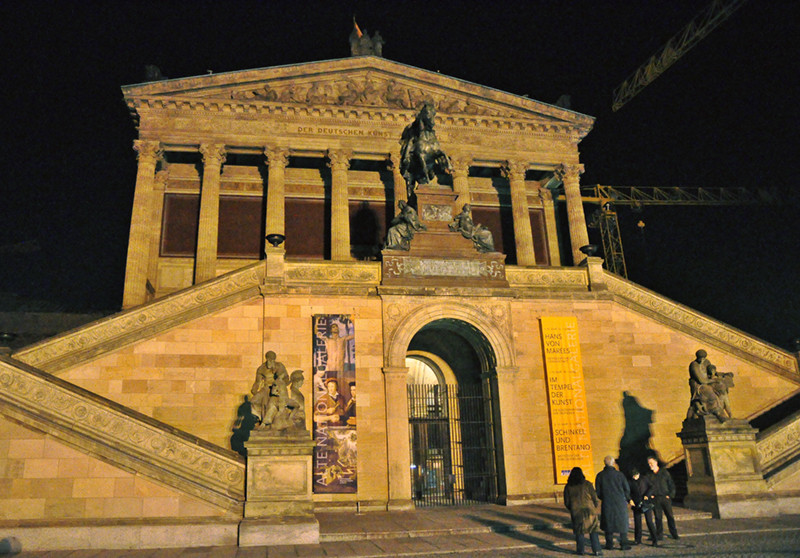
[238,430,319,546]
[382,184,508,287]
[677,416,772,518]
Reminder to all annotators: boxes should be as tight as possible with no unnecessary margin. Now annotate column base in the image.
[387,498,414,511]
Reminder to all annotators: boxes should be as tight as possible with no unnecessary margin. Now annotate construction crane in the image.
[612,0,748,112]
[558,185,773,277]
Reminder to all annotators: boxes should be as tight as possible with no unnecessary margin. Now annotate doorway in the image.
[406,319,503,506]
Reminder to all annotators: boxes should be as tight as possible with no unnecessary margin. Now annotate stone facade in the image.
[1,54,799,550]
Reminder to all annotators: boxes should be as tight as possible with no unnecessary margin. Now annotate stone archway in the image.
[380,299,517,508]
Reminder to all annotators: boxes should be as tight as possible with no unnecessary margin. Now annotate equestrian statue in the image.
[399,100,453,199]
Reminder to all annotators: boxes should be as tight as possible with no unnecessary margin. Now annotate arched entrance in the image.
[405,318,504,506]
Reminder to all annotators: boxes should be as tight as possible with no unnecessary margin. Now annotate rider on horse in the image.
[399,100,453,199]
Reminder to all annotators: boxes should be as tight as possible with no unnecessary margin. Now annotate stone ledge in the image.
[2,520,240,551]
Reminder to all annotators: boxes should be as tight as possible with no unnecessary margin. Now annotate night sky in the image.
[2,1,798,350]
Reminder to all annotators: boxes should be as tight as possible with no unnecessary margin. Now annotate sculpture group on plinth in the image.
[384,200,426,251]
[686,349,734,422]
[249,350,307,435]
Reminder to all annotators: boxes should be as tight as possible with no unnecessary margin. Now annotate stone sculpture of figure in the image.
[687,366,734,422]
[250,350,289,429]
[270,369,307,432]
[399,100,453,197]
[449,203,495,252]
[384,199,426,250]
[688,349,712,398]
[372,31,384,56]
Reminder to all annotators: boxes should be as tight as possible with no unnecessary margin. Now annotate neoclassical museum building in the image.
[1,42,798,549]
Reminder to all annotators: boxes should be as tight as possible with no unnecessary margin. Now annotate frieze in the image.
[384,257,505,279]
[506,267,588,288]
[605,274,798,376]
[285,262,380,284]
[15,263,265,372]
[0,358,245,511]
[128,97,588,140]
[757,415,800,469]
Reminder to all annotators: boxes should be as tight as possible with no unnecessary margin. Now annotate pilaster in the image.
[557,163,590,266]
[539,187,561,266]
[388,153,407,204]
[194,143,226,284]
[450,155,472,211]
[145,168,169,300]
[327,149,352,261]
[382,366,414,510]
[502,160,536,266]
[122,140,163,309]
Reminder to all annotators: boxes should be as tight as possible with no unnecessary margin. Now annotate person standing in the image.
[563,467,602,556]
[628,468,658,546]
[647,456,679,541]
[595,456,631,550]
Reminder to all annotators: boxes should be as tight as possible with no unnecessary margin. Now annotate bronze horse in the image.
[399,100,453,198]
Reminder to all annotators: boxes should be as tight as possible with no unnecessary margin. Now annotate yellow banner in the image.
[540,317,594,484]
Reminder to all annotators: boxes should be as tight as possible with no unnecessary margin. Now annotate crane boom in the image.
[612,0,747,112]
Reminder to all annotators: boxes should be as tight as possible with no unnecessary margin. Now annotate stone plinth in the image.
[677,416,772,518]
[238,429,319,546]
[382,184,508,287]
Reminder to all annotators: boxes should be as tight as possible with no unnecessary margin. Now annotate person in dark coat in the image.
[595,456,631,550]
[628,468,658,546]
[647,456,679,540]
[563,467,602,556]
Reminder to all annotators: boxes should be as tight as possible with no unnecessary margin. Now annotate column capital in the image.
[133,140,163,164]
[450,155,472,179]
[387,152,401,170]
[501,160,528,181]
[555,163,584,182]
[199,143,227,166]
[264,146,289,167]
[154,168,170,191]
[326,149,352,171]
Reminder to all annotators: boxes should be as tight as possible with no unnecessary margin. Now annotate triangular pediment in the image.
[122,56,593,130]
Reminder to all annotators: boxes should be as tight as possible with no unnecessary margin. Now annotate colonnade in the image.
[122,141,590,309]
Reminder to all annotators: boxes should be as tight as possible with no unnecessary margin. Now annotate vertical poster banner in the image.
[540,316,594,484]
[312,314,357,493]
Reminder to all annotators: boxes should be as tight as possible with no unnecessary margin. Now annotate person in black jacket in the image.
[595,456,631,550]
[647,457,679,540]
[628,468,658,546]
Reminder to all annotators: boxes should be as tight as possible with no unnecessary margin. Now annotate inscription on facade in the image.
[296,126,394,138]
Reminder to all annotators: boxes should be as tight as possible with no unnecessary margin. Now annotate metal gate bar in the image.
[408,383,497,507]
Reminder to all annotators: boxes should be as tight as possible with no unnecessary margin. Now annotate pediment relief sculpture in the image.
[228,74,528,119]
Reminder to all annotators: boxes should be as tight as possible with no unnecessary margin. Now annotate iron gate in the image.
[408,383,498,506]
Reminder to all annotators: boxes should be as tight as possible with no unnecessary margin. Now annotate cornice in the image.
[14,262,266,373]
[605,272,799,380]
[0,356,245,513]
[126,97,589,141]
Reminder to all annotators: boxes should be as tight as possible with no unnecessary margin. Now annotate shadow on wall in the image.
[230,395,258,457]
[617,391,656,476]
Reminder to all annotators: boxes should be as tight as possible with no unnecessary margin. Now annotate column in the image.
[539,187,561,266]
[194,143,226,284]
[264,146,289,245]
[502,160,536,266]
[557,163,590,266]
[122,139,162,309]
[327,149,352,261]
[383,366,413,510]
[145,168,169,300]
[388,153,407,205]
[450,155,471,211]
